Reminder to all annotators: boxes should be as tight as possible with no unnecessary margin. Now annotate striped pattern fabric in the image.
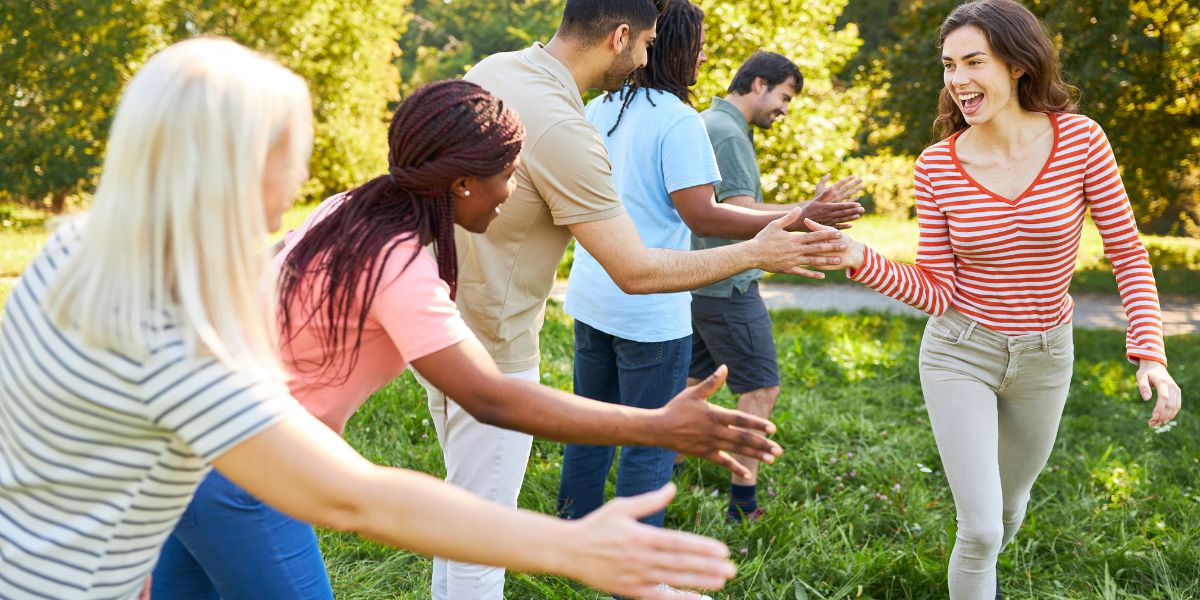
[851,113,1166,365]
[0,221,299,599]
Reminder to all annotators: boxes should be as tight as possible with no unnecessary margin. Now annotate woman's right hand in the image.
[562,483,736,599]
[803,218,865,270]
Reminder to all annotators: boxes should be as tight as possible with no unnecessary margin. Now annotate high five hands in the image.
[801,174,866,230]
[655,365,782,480]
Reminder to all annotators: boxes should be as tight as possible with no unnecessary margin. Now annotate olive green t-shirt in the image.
[458,43,626,372]
[690,96,764,297]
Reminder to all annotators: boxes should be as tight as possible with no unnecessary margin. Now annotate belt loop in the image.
[959,320,977,344]
[1040,330,1048,352]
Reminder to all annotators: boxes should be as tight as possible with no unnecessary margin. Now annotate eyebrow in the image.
[943,51,988,61]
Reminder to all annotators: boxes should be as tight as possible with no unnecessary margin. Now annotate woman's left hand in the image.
[1137,359,1182,427]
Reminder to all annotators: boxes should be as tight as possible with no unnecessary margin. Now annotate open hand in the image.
[1137,360,1182,428]
[567,483,736,599]
[803,174,865,229]
[655,365,782,480]
[753,207,848,279]
[802,218,865,270]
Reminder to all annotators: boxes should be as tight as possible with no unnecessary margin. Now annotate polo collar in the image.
[520,42,586,113]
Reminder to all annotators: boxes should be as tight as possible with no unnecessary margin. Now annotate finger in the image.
[705,450,755,479]
[639,566,733,594]
[770,206,805,230]
[784,266,826,279]
[640,525,732,558]
[797,229,843,243]
[710,427,781,462]
[708,403,777,435]
[801,218,837,234]
[1137,372,1152,401]
[607,483,677,520]
[682,364,728,401]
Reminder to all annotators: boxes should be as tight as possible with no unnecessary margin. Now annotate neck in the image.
[964,101,1044,156]
[725,93,756,125]
[544,36,602,95]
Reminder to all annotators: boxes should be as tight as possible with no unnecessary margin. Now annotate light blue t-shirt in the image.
[564,87,721,342]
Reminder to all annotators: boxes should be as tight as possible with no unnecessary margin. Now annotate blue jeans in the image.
[558,320,689,527]
[152,470,332,600]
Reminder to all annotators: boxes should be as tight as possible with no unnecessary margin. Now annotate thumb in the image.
[689,365,728,399]
[1138,374,1153,401]
[608,483,677,520]
[771,207,804,230]
[804,217,836,232]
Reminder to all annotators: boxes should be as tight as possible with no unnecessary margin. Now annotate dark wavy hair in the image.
[933,0,1078,140]
[603,0,704,135]
[278,80,524,384]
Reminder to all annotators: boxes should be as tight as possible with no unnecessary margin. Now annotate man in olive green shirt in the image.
[690,52,864,523]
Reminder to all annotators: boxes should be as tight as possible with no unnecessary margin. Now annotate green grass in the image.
[323,303,1200,599]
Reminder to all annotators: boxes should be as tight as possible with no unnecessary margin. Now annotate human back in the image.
[0,37,309,598]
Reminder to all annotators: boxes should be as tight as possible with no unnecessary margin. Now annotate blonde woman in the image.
[0,38,737,600]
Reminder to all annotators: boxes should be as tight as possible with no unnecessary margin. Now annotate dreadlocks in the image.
[278,79,525,385]
[605,0,704,135]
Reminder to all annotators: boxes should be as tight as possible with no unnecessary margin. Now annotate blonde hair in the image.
[46,38,312,377]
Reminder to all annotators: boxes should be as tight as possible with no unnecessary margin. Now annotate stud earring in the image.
[463,190,471,197]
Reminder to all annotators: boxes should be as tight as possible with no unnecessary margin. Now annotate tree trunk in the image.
[50,189,67,214]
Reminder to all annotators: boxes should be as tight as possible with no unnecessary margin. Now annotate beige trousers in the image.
[919,309,1074,600]
[418,367,538,600]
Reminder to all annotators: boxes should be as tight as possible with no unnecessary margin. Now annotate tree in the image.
[694,0,866,204]
[0,0,410,210]
[0,0,161,212]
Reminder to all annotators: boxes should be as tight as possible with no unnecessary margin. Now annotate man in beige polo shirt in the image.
[421,1,848,598]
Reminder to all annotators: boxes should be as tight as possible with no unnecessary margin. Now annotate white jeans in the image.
[920,309,1074,600]
[419,368,537,600]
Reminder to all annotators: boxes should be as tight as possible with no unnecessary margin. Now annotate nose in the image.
[699,48,707,64]
[951,68,970,87]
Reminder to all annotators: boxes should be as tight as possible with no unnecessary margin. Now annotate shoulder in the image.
[916,137,954,169]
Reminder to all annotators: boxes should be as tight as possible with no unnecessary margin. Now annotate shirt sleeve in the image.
[710,134,758,202]
[370,243,475,364]
[848,155,958,315]
[660,113,722,194]
[149,362,301,463]
[1083,120,1167,365]
[525,118,627,226]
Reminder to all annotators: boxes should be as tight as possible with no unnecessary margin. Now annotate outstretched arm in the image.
[214,411,737,599]
[413,338,781,478]
[569,208,847,295]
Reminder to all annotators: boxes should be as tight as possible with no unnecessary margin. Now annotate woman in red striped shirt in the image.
[810,1,1182,598]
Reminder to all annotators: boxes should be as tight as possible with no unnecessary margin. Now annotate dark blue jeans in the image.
[558,320,690,527]
[152,470,333,600]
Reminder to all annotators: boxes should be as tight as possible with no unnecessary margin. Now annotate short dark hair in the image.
[557,0,668,45]
[727,52,803,96]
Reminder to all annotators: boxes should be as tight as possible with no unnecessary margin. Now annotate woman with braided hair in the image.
[153,78,783,600]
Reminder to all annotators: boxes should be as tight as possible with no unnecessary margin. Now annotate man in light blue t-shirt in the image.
[558,0,863,529]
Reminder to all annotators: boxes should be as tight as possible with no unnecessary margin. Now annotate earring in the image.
[463,190,471,197]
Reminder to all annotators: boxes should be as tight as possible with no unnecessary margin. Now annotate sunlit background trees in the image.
[2,0,1197,235]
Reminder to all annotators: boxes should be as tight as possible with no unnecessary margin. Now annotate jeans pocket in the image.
[1047,337,1074,360]
[924,317,963,346]
[613,338,666,369]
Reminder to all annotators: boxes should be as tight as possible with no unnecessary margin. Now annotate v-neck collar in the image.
[948,112,1059,205]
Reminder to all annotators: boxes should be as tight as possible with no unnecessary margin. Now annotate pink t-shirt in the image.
[272,195,474,433]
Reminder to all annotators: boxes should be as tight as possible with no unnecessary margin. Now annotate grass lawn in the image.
[323,303,1199,599]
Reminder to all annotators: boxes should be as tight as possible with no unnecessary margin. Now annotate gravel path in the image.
[550,281,1200,336]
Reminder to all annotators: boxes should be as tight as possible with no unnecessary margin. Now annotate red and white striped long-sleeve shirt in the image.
[850,113,1166,365]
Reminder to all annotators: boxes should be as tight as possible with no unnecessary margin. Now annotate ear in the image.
[608,23,632,55]
[753,76,768,95]
[1010,65,1025,80]
[450,176,471,198]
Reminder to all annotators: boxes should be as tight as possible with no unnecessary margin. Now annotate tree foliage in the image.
[847,0,1200,235]
[399,0,562,94]
[0,0,408,210]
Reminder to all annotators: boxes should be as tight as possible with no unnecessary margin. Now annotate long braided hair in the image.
[279,80,524,384]
[604,0,704,135]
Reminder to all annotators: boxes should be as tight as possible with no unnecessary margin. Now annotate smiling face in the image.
[749,76,798,130]
[451,157,522,233]
[941,25,1024,127]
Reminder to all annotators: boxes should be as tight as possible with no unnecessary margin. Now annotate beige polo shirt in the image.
[459,43,626,372]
